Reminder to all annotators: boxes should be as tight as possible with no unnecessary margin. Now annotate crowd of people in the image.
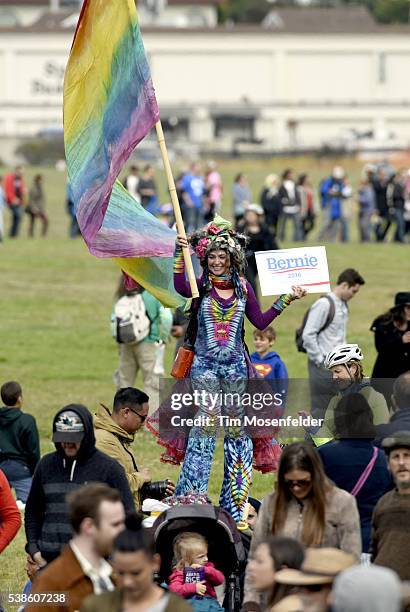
[1,156,409,610]
[1,372,410,611]
[0,202,409,611]
[3,158,410,246]
[0,167,48,240]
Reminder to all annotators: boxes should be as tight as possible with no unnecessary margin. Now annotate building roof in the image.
[1,5,410,34]
[261,7,379,34]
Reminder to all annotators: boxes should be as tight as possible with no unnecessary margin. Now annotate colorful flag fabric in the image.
[63,0,184,307]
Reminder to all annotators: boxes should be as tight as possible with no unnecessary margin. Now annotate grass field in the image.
[0,157,408,598]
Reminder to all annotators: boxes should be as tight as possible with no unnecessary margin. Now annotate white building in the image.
[1,4,410,161]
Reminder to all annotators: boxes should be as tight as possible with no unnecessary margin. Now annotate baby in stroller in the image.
[168,532,225,611]
[152,503,246,611]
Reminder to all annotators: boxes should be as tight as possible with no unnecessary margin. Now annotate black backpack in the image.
[295,295,336,353]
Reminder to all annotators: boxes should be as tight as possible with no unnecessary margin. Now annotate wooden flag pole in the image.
[155,120,199,298]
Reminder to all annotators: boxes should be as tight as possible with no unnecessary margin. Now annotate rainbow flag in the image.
[63,0,184,307]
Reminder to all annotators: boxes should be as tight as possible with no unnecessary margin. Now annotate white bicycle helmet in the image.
[324,343,363,369]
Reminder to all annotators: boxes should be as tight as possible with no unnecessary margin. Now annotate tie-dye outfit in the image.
[162,248,292,521]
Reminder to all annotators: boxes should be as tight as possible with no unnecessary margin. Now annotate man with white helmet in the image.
[311,343,389,446]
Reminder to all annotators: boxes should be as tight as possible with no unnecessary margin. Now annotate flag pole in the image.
[155,120,199,298]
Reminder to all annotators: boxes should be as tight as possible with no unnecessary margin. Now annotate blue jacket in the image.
[375,409,410,446]
[250,351,288,406]
[320,176,350,220]
[318,439,392,552]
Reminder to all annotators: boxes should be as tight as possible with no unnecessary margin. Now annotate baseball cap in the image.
[53,409,85,443]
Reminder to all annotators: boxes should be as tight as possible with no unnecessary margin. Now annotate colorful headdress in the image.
[189,215,248,272]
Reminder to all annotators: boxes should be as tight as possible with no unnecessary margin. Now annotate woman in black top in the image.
[371,292,410,405]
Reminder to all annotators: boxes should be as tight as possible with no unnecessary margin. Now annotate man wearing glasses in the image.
[94,387,174,509]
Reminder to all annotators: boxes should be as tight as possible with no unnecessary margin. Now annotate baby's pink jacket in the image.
[168,562,224,598]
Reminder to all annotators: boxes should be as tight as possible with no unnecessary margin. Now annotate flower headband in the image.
[189,215,248,270]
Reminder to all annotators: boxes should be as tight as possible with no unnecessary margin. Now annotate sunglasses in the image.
[127,407,147,423]
[284,478,312,489]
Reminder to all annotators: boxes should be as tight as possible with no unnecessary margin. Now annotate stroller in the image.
[152,504,246,612]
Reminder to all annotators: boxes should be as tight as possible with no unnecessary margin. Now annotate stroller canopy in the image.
[152,504,246,581]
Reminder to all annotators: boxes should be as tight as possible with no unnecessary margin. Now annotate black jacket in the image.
[24,405,134,562]
[371,318,410,380]
[245,224,278,255]
[260,188,281,226]
[0,407,40,473]
[371,317,410,405]
[372,178,388,215]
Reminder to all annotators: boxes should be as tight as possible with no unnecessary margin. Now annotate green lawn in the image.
[0,157,407,598]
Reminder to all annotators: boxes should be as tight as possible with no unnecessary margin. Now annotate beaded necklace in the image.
[209,292,238,343]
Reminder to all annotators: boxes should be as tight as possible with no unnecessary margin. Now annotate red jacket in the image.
[168,562,224,599]
[4,173,25,205]
[0,469,21,553]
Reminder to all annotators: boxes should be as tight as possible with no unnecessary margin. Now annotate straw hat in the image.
[275,548,357,586]
[271,594,304,612]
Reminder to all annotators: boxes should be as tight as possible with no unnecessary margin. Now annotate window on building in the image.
[0,8,19,27]
[61,0,82,6]
[214,115,255,141]
[162,117,189,140]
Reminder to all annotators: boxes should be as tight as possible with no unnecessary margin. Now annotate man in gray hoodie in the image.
[301,268,365,419]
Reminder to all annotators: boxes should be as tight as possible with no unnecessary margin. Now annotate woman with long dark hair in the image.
[243,442,361,608]
[246,535,304,610]
[371,292,410,405]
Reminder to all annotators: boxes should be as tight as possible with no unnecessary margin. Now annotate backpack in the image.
[113,293,151,344]
[295,295,336,353]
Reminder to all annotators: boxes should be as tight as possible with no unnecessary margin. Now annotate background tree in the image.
[373,0,410,23]
[218,0,275,23]
[218,0,410,24]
